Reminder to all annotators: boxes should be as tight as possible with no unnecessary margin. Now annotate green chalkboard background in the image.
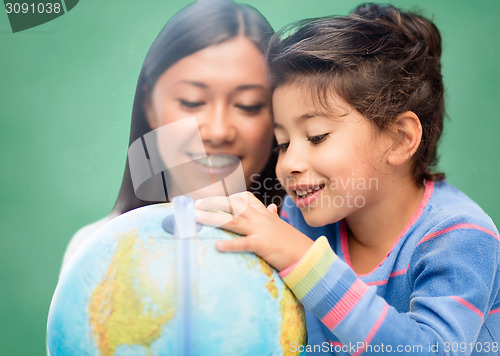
[0,0,498,354]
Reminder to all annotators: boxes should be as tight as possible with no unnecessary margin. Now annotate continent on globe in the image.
[88,230,175,356]
[47,203,307,356]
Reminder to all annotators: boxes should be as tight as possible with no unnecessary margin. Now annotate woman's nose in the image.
[198,104,236,146]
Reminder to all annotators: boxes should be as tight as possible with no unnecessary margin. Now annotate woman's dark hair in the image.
[112,0,281,215]
[267,3,445,184]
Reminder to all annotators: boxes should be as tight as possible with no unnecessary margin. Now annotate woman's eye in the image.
[179,99,204,109]
[236,104,265,114]
[308,134,329,144]
[273,142,289,153]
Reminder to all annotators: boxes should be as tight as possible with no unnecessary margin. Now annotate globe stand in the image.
[172,196,198,356]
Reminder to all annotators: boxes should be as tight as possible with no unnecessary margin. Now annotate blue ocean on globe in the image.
[47,203,307,355]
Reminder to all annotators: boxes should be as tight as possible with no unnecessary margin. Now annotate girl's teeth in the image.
[295,185,325,198]
[297,188,317,198]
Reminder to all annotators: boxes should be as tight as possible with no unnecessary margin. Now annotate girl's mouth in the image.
[291,184,326,208]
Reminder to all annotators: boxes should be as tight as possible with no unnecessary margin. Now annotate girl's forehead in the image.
[272,83,352,124]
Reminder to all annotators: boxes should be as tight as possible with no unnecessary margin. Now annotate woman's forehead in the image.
[152,37,269,92]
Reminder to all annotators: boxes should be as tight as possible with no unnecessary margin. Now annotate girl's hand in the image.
[194,191,313,271]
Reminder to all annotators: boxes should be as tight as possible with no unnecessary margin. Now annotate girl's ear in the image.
[143,85,159,130]
[387,111,422,166]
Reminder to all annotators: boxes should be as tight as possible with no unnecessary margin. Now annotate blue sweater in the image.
[279,180,499,355]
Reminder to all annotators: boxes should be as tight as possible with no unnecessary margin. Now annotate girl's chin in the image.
[301,209,341,228]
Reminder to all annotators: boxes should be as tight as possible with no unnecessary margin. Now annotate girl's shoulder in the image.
[425,180,497,229]
[411,179,499,248]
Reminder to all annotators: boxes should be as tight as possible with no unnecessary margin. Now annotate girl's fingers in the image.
[195,194,247,216]
[194,209,250,236]
[267,203,278,214]
[195,191,265,216]
[215,236,258,253]
[194,209,233,227]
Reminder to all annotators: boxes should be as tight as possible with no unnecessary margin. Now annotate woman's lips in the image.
[186,153,242,176]
[193,154,240,168]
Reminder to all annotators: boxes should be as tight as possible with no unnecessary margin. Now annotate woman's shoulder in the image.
[60,215,115,274]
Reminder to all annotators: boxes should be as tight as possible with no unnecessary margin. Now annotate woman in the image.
[61,0,283,269]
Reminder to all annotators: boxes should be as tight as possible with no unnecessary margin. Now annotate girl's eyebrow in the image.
[273,109,349,129]
[273,112,327,129]
[295,111,326,123]
[273,111,327,127]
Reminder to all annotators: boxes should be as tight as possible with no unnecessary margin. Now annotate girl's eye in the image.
[236,104,265,114]
[308,134,329,144]
[273,142,289,153]
[179,99,204,109]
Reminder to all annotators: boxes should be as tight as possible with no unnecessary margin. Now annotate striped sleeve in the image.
[279,231,500,355]
[280,237,378,335]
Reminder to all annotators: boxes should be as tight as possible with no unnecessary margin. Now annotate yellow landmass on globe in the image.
[258,258,278,299]
[280,286,307,356]
[257,257,306,354]
[88,230,174,356]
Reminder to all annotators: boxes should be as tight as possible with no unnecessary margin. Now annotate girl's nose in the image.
[198,104,236,146]
[277,142,308,176]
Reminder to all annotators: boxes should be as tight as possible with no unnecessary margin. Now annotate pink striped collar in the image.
[340,180,435,277]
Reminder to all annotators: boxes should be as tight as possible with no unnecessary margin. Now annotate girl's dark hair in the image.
[267,3,445,185]
[112,0,281,215]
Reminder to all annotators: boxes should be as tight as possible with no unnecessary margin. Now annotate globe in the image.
[47,202,307,355]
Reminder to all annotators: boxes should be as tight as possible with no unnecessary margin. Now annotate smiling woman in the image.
[60,0,284,270]
[144,37,273,200]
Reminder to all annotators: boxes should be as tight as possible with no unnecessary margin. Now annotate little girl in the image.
[195,3,499,355]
